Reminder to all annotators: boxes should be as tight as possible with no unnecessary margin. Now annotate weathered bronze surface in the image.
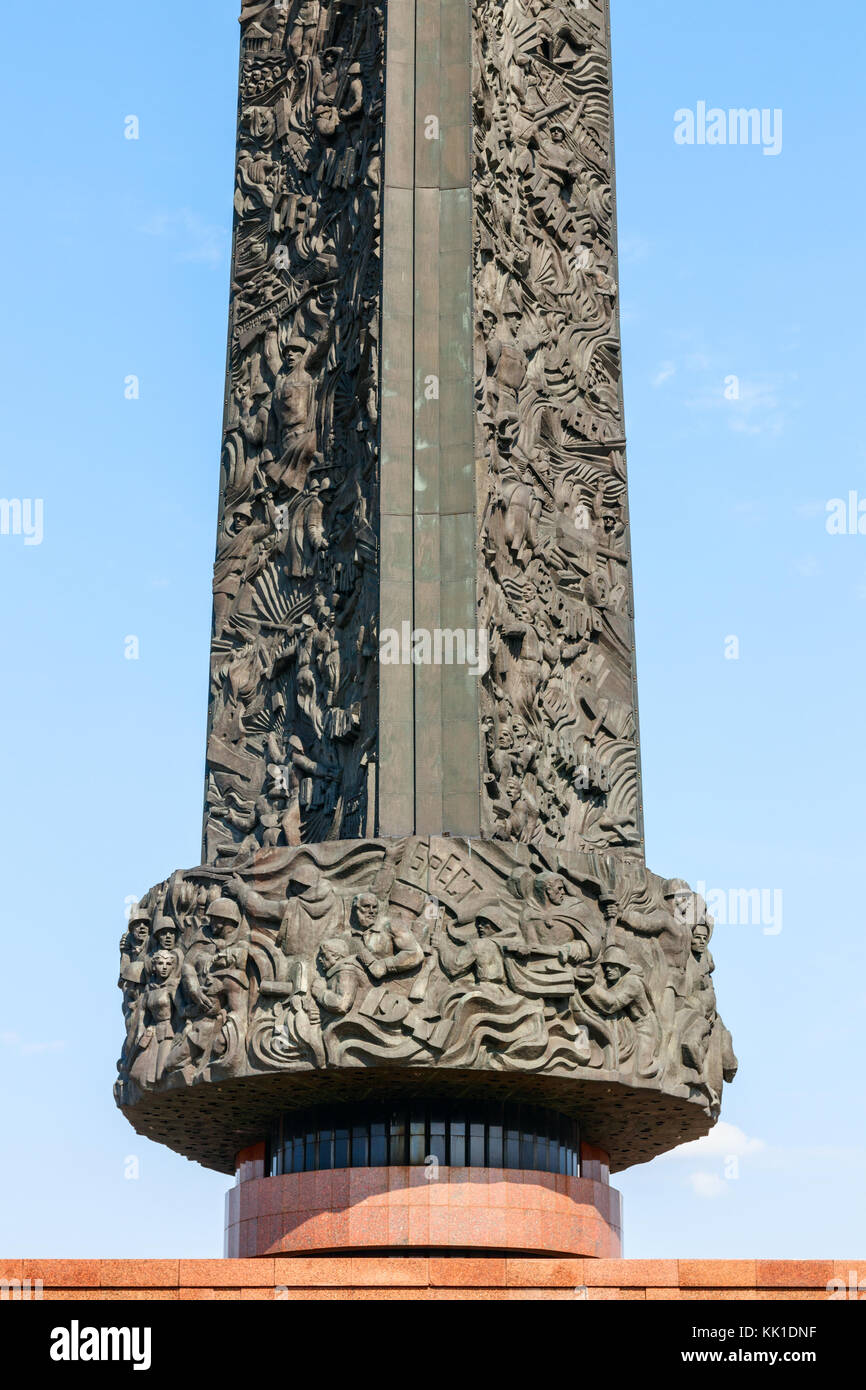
[116,0,736,1174]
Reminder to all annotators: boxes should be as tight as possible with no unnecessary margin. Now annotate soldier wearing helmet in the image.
[579,945,661,1079]
[231,860,343,961]
[146,915,184,980]
[180,896,250,1023]
[212,499,274,639]
[120,906,151,972]
[118,907,152,1065]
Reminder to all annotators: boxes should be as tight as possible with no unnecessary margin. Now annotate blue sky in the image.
[0,0,863,1259]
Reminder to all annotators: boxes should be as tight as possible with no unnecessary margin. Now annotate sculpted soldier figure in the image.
[118,907,151,1068]
[489,772,539,843]
[578,945,661,1080]
[146,916,184,979]
[339,893,441,1048]
[522,871,600,959]
[433,909,550,1069]
[166,899,251,1081]
[231,861,343,960]
[269,339,318,495]
[212,501,274,639]
[288,0,329,60]
[311,937,365,1018]
[182,899,250,1018]
[676,917,738,1099]
[349,892,424,982]
[311,598,340,706]
[612,877,726,1045]
[118,907,150,1010]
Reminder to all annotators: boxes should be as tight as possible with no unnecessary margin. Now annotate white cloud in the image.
[688,1172,729,1199]
[687,375,787,437]
[654,1130,866,1187]
[652,360,676,388]
[663,1122,766,1161]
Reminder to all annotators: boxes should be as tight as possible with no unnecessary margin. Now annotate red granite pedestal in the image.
[225,1142,622,1259]
[9,1259,853,1300]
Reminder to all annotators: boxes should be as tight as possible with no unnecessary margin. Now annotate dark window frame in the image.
[266,1102,581,1178]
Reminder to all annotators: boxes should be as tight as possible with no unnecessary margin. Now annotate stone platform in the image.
[4,1258,852,1302]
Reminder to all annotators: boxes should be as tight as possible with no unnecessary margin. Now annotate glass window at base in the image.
[267,1102,580,1177]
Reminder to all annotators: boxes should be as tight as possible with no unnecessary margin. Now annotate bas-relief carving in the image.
[204,2,384,864]
[473,0,642,857]
[117,1,738,1147]
[116,841,737,1116]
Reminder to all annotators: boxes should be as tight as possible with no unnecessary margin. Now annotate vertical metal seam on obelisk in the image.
[409,0,421,834]
[436,0,480,836]
[378,0,417,836]
[413,0,442,834]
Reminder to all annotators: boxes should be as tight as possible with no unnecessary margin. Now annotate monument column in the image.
[116,0,736,1263]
